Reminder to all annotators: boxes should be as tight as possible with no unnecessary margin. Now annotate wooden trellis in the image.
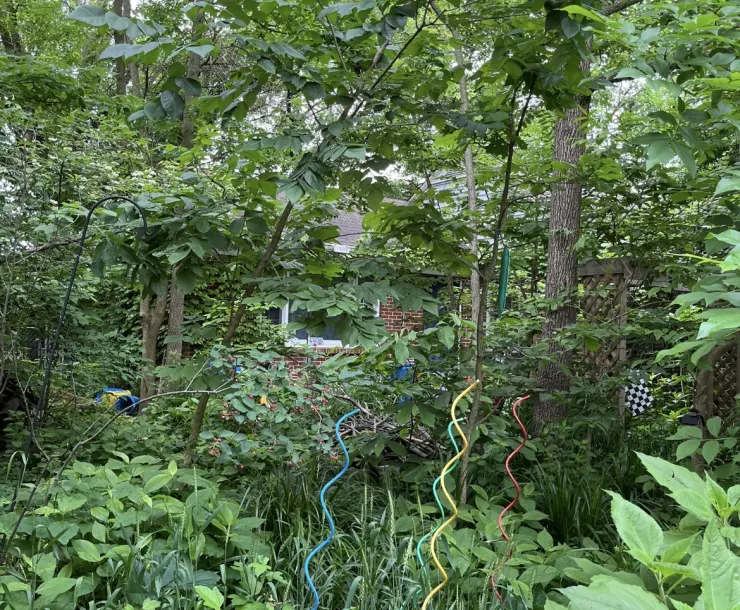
[578,258,646,378]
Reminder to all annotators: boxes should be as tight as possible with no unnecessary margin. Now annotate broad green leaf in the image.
[703,521,740,610]
[99,44,130,60]
[161,90,185,118]
[175,77,202,97]
[72,539,102,563]
[607,491,663,563]
[58,494,87,513]
[143,472,173,494]
[637,453,706,496]
[31,553,56,581]
[195,585,225,609]
[562,578,668,610]
[537,529,554,551]
[697,309,740,339]
[717,177,740,195]
[35,577,77,602]
[707,417,722,437]
[438,326,454,349]
[68,5,106,26]
[168,460,178,476]
[729,485,740,506]
[672,489,715,522]
[187,44,216,58]
[561,4,606,22]
[92,521,106,542]
[394,339,409,365]
[662,535,695,563]
[703,440,721,464]
[707,475,729,512]
[676,439,700,460]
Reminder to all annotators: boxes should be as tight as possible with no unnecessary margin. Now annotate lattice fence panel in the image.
[580,273,630,377]
[714,347,738,419]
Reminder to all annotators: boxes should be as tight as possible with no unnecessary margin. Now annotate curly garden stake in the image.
[303,408,359,610]
[421,379,479,610]
[491,395,530,602]
[410,418,463,604]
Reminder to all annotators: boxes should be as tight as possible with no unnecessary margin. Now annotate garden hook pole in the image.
[491,395,530,602]
[303,408,359,610]
[0,196,148,566]
[23,195,149,458]
[421,379,479,610]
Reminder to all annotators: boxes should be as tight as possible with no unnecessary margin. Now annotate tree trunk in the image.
[113,0,128,95]
[139,290,168,400]
[531,98,590,435]
[180,11,203,149]
[0,1,23,54]
[165,274,184,364]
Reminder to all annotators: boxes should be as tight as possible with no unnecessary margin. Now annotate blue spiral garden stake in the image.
[303,408,360,610]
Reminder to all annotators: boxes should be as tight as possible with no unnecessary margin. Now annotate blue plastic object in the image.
[303,408,360,610]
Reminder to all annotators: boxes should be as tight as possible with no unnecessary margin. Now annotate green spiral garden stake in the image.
[403,418,463,609]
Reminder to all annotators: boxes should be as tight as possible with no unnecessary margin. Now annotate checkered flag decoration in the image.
[625,379,654,417]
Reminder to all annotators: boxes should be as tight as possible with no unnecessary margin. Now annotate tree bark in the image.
[183,200,295,465]
[0,1,23,54]
[139,290,168,400]
[113,0,128,95]
[531,98,590,435]
[165,274,184,364]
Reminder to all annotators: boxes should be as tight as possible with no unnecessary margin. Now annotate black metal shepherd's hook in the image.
[0,195,149,565]
[23,195,149,455]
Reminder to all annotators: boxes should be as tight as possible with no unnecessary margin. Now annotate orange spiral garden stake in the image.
[491,395,530,603]
[421,379,479,610]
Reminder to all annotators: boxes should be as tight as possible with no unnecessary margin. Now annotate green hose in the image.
[497,246,510,317]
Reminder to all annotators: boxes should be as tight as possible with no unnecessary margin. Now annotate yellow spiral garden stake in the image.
[421,378,480,610]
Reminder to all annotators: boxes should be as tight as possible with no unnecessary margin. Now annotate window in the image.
[267,299,380,348]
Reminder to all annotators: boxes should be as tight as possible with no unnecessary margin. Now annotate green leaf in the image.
[672,489,715,522]
[143,472,173,494]
[561,4,606,22]
[68,5,106,26]
[72,539,102,563]
[31,553,57,581]
[537,529,554,551]
[676,439,700,460]
[175,77,202,97]
[187,44,216,58]
[195,585,225,609]
[606,491,663,563]
[646,139,676,170]
[99,44,130,60]
[394,339,409,365]
[702,520,740,610]
[661,535,695,563]
[176,268,199,294]
[343,145,366,160]
[562,578,668,610]
[707,417,722,437]
[438,326,454,349]
[703,439,721,464]
[728,485,740,506]
[707,475,729,512]
[92,522,106,543]
[36,577,78,602]
[161,90,185,118]
[561,16,580,39]
[58,494,87,513]
[144,102,166,120]
[302,82,325,99]
[717,177,740,195]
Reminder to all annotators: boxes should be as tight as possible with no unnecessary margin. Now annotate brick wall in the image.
[379,297,423,333]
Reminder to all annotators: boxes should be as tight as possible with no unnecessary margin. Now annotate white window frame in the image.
[279,300,381,348]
